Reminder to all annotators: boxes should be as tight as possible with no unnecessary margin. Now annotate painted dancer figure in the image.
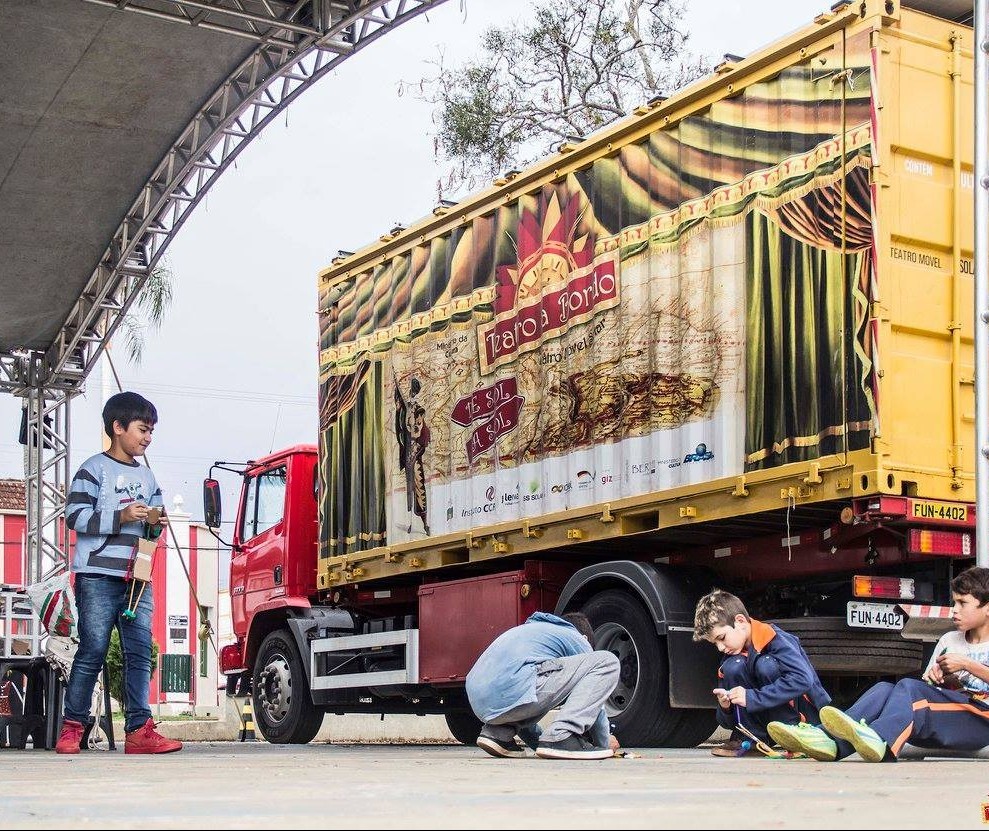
[395,376,430,535]
[769,566,989,762]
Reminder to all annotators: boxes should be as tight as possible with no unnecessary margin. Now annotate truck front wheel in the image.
[252,629,324,744]
[581,589,681,747]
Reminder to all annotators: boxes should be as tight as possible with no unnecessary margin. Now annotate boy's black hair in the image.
[102,391,157,438]
[951,567,989,606]
[563,612,596,648]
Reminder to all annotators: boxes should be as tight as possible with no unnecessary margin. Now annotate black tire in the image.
[445,710,483,745]
[771,617,924,675]
[665,708,718,748]
[252,629,324,744]
[581,589,680,747]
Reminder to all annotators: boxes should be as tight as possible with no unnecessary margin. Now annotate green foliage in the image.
[409,0,707,194]
[121,258,175,366]
[105,628,160,705]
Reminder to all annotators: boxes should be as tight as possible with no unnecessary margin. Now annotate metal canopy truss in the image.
[0,0,448,395]
[23,389,72,585]
[82,0,330,47]
[0,0,449,588]
[0,354,30,396]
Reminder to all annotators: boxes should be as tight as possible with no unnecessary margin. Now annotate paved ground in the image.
[2,742,987,829]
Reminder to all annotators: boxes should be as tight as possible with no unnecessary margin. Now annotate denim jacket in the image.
[465,612,609,745]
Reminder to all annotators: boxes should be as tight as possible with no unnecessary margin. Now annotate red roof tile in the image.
[0,479,26,513]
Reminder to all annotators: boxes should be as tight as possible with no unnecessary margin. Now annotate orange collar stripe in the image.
[749,619,777,652]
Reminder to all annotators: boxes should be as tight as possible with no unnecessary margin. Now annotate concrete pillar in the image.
[193,522,219,718]
[163,495,191,710]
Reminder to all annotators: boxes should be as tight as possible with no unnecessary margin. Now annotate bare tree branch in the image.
[405,0,707,195]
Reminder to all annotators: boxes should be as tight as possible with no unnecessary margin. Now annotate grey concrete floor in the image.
[1,743,987,829]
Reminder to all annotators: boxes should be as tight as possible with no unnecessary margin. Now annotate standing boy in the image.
[769,566,989,762]
[465,611,619,760]
[693,589,831,756]
[55,392,182,755]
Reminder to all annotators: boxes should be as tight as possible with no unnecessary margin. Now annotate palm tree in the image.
[118,260,174,365]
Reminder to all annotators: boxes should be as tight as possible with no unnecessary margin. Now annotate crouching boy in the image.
[465,612,619,760]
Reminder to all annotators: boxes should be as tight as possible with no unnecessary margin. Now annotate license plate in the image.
[910,499,969,523]
[847,601,904,630]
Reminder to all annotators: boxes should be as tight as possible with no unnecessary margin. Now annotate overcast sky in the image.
[0,0,828,524]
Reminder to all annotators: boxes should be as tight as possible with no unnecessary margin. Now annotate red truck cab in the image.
[222,446,319,673]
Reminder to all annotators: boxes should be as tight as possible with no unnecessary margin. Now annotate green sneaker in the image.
[819,705,887,762]
[767,721,837,761]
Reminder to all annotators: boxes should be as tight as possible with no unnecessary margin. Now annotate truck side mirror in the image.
[203,478,222,529]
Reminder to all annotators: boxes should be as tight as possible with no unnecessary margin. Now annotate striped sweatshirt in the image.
[66,452,164,577]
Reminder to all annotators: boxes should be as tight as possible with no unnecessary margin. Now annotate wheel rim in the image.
[258,651,293,724]
[594,622,639,717]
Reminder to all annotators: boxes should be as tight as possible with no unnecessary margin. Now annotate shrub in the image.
[105,629,160,704]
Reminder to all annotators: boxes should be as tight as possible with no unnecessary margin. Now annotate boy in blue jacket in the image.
[465,611,619,760]
[694,589,831,756]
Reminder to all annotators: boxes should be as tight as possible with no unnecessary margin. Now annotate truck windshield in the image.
[241,465,287,540]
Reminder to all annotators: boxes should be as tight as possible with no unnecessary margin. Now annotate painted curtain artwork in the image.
[318,34,877,558]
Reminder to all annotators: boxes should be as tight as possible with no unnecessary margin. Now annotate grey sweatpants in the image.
[480,650,620,745]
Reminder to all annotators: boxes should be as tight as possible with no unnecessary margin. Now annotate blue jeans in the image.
[63,574,154,733]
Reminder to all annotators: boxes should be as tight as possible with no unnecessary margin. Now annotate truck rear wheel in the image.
[444,710,483,745]
[253,629,324,744]
[771,617,924,675]
[581,589,680,747]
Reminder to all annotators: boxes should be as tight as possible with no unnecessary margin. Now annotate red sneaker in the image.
[125,718,183,754]
[55,719,85,754]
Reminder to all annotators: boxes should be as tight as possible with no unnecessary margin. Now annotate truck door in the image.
[235,464,288,623]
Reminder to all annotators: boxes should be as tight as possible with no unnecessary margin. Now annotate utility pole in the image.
[976,0,989,567]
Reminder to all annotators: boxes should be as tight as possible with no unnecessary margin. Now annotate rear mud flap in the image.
[667,626,721,708]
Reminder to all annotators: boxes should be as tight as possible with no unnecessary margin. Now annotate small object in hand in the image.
[146,507,162,525]
[132,542,154,582]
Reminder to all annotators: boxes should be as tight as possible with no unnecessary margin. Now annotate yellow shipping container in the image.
[315,0,975,588]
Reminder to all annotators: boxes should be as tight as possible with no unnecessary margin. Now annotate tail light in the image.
[853,575,915,600]
[907,529,972,558]
[219,642,246,675]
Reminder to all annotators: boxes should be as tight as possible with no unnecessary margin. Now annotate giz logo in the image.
[600,474,613,484]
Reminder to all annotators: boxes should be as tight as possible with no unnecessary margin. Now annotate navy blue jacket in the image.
[735,619,831,716]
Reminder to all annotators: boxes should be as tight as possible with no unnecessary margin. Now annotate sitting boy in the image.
[769,566,989,762]
[693,589,831,756]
